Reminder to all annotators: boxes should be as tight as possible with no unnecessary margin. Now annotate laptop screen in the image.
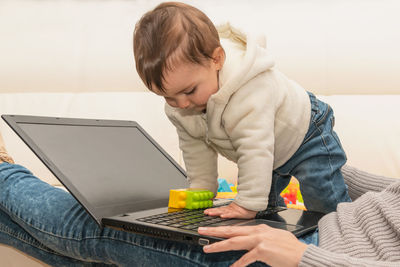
[5,116,189,223]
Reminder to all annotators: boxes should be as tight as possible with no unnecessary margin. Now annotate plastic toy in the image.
[216,178,238,199]
[217,178,237,192]
[281,182,298,205]
[230,184,237,192]
[280,178,306,210]
[217,178,232,192]
[168,189,214,209]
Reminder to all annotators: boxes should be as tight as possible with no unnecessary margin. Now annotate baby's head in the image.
[134,2,225,111]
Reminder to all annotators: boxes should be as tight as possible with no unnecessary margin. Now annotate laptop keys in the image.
[137,202,236,229]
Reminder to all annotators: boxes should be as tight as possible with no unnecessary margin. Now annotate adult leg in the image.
[0,163,268,266]
[0,207,107,266]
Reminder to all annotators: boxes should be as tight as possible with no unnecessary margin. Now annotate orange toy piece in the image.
[281,182,298,205]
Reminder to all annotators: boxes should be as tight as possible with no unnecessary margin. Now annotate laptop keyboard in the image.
[137,205,287,230]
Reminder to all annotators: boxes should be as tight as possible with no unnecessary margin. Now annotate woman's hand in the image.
[198,225,308,267]
[204,202,257,219]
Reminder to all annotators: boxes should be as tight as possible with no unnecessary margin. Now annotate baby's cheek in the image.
[165,99,177,107]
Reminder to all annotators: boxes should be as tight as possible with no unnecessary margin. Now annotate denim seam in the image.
[302,102,331,145]
[13,214,102,241]
[0,223,64,256]
[0,203,92,241]
[0,205,66,254]
[313,119,340,204]
[101,236,209,267]
[315,105,331,127]
[330,117,345,153]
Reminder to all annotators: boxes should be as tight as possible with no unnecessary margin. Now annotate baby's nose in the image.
[177,98,190,109]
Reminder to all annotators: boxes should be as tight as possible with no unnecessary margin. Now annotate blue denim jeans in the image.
[0,163,318,266]
[268,92,351,213]
[299,228,319,246]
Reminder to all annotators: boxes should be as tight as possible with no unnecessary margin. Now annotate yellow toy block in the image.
[230,184,237,192]
[168,189,214,209]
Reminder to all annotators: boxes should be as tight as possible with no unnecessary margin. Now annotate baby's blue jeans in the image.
[0,163,317,266]
[269,92,352,213]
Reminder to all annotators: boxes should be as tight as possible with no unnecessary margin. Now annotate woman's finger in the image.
[198,224,271,238]
[203,235,257,253]
[198,225,251,238]
[231,249,260,267]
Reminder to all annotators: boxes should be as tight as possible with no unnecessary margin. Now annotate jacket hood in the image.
[211,22,275,103]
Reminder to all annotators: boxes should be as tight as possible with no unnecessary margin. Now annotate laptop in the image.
[2,114,325,246]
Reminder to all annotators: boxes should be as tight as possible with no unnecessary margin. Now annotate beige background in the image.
[1,0,400,95]
[0,0,399,266]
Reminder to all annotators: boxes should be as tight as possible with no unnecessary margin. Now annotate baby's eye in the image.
[184,87,196,95]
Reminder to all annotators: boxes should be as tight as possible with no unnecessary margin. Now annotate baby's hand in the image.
[204,202,257,219]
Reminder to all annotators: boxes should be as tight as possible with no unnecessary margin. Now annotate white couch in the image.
[0,0,399,266]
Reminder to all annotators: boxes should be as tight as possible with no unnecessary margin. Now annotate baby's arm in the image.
[167,110,219,195]
[181,133,219,194]
[210,84,277,218]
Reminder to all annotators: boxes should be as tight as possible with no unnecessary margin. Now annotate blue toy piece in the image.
[217,178,233,192]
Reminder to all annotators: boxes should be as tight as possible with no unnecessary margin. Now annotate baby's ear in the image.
[212,46,225,70]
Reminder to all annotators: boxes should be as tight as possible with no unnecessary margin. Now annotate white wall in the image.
[1,0,399,95]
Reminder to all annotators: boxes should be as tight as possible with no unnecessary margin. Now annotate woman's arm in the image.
[300,245,400,267]
[200,224,400,267]
[342,165,398,200]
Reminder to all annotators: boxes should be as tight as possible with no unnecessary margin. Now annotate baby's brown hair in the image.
[133,2,221,92]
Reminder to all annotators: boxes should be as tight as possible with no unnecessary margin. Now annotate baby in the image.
[133,2,351,218]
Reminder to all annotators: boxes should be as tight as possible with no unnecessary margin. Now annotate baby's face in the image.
[152,60,220,113]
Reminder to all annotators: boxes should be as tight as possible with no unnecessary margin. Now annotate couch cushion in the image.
[1,92,399,186]
[320,95,400,178]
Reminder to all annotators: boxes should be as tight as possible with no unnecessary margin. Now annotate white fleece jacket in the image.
[165,23,311,211]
